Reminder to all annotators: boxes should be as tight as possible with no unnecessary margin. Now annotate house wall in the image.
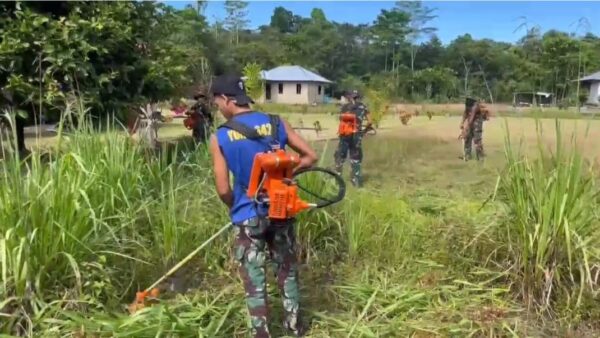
[260,82,326,104]
[307,83,325,104]
[588,82,600,104]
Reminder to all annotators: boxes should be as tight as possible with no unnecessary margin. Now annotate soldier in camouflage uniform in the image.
[189,87,214,144]
[459,97,487,161]
[209,75,317,337]
[334,90,373,187]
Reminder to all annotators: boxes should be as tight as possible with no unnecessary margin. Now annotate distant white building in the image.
[578,70,600,105]
[257,65,332,105]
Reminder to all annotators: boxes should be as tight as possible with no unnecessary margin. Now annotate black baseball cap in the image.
[210,75,254,105]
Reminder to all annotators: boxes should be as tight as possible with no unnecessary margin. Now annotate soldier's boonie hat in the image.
[345,90,360,99]
[465,97,477,108]
[194,85,208,99]
[210,75,254,105]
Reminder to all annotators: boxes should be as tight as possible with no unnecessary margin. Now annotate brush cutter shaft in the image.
[360,125,376,136]
[145,222,231,292]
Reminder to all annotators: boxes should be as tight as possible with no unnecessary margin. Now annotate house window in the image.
[278,83,283,94]
[296,83,302,94]
[318,85,322,95]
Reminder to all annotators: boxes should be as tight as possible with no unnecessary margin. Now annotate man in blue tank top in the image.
[209,75,317,338]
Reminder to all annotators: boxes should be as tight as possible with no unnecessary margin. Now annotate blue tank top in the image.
[216,111,289,224]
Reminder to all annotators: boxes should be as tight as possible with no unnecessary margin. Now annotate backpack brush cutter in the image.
[129,116,346,314]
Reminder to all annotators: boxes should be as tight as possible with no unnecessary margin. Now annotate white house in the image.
[578,71,600,105]
[258,65,332,105]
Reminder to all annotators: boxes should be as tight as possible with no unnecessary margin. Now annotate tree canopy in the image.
[1,0,598,127]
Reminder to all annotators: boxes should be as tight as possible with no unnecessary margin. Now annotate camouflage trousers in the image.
[233,217,302,338]
[334,134,363,186]
[192,120,211,144]
[463,118,484,161]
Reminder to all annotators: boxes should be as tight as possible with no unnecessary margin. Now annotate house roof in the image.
[578,71,600,82]
[260,65,332,84]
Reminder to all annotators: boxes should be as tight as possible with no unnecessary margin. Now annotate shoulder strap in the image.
[220,119,261,139]
[268,114,279,140]
[218,113,281,142]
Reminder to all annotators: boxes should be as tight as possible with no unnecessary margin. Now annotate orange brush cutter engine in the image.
[219,114,313,221]
[183,113,200,130]
[247,149,311,220]
[338,112,358,136]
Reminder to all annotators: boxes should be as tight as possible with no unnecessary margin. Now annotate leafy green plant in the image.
[363,88,390,127]
[242,62,264,103]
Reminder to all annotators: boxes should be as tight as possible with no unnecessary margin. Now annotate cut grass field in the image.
[2,106,600,337]
[18,101,600,149]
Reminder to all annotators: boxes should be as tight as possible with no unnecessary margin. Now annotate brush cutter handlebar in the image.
[248,150,346,220]
[360,125,376,136]
[292,167,346,209]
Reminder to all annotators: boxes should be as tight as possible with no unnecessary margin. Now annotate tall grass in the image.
[313,267,527,337]
[294,140,345,262]
[2,105,599,336]
[39,286,249,338]
[341,191,428,263]
[495,118,600,311]
[0,105,230,335]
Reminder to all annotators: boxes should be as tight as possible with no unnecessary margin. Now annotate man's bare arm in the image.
[209,134,233,208]
[281,118,318,170]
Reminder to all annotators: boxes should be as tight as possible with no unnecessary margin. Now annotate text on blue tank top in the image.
[216,111,289,224]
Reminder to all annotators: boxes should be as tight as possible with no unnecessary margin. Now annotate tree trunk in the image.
[478,64,494,104]
[391,45,396,74]
[553,69,558,98]
[410,45,417,74]
[576,44,582,112]
[561,67,570,103]
[1,90,28,157]
[461,56,470,96]
[410,45,417,96]
[15,115,26,155]
[384,45,388,72]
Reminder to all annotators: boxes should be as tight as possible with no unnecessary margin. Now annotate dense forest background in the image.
[1,1,599,125]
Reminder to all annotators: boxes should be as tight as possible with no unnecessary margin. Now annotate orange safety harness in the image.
[219,114,314,220]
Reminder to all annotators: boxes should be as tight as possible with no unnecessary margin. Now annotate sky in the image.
[165,1,600,45]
